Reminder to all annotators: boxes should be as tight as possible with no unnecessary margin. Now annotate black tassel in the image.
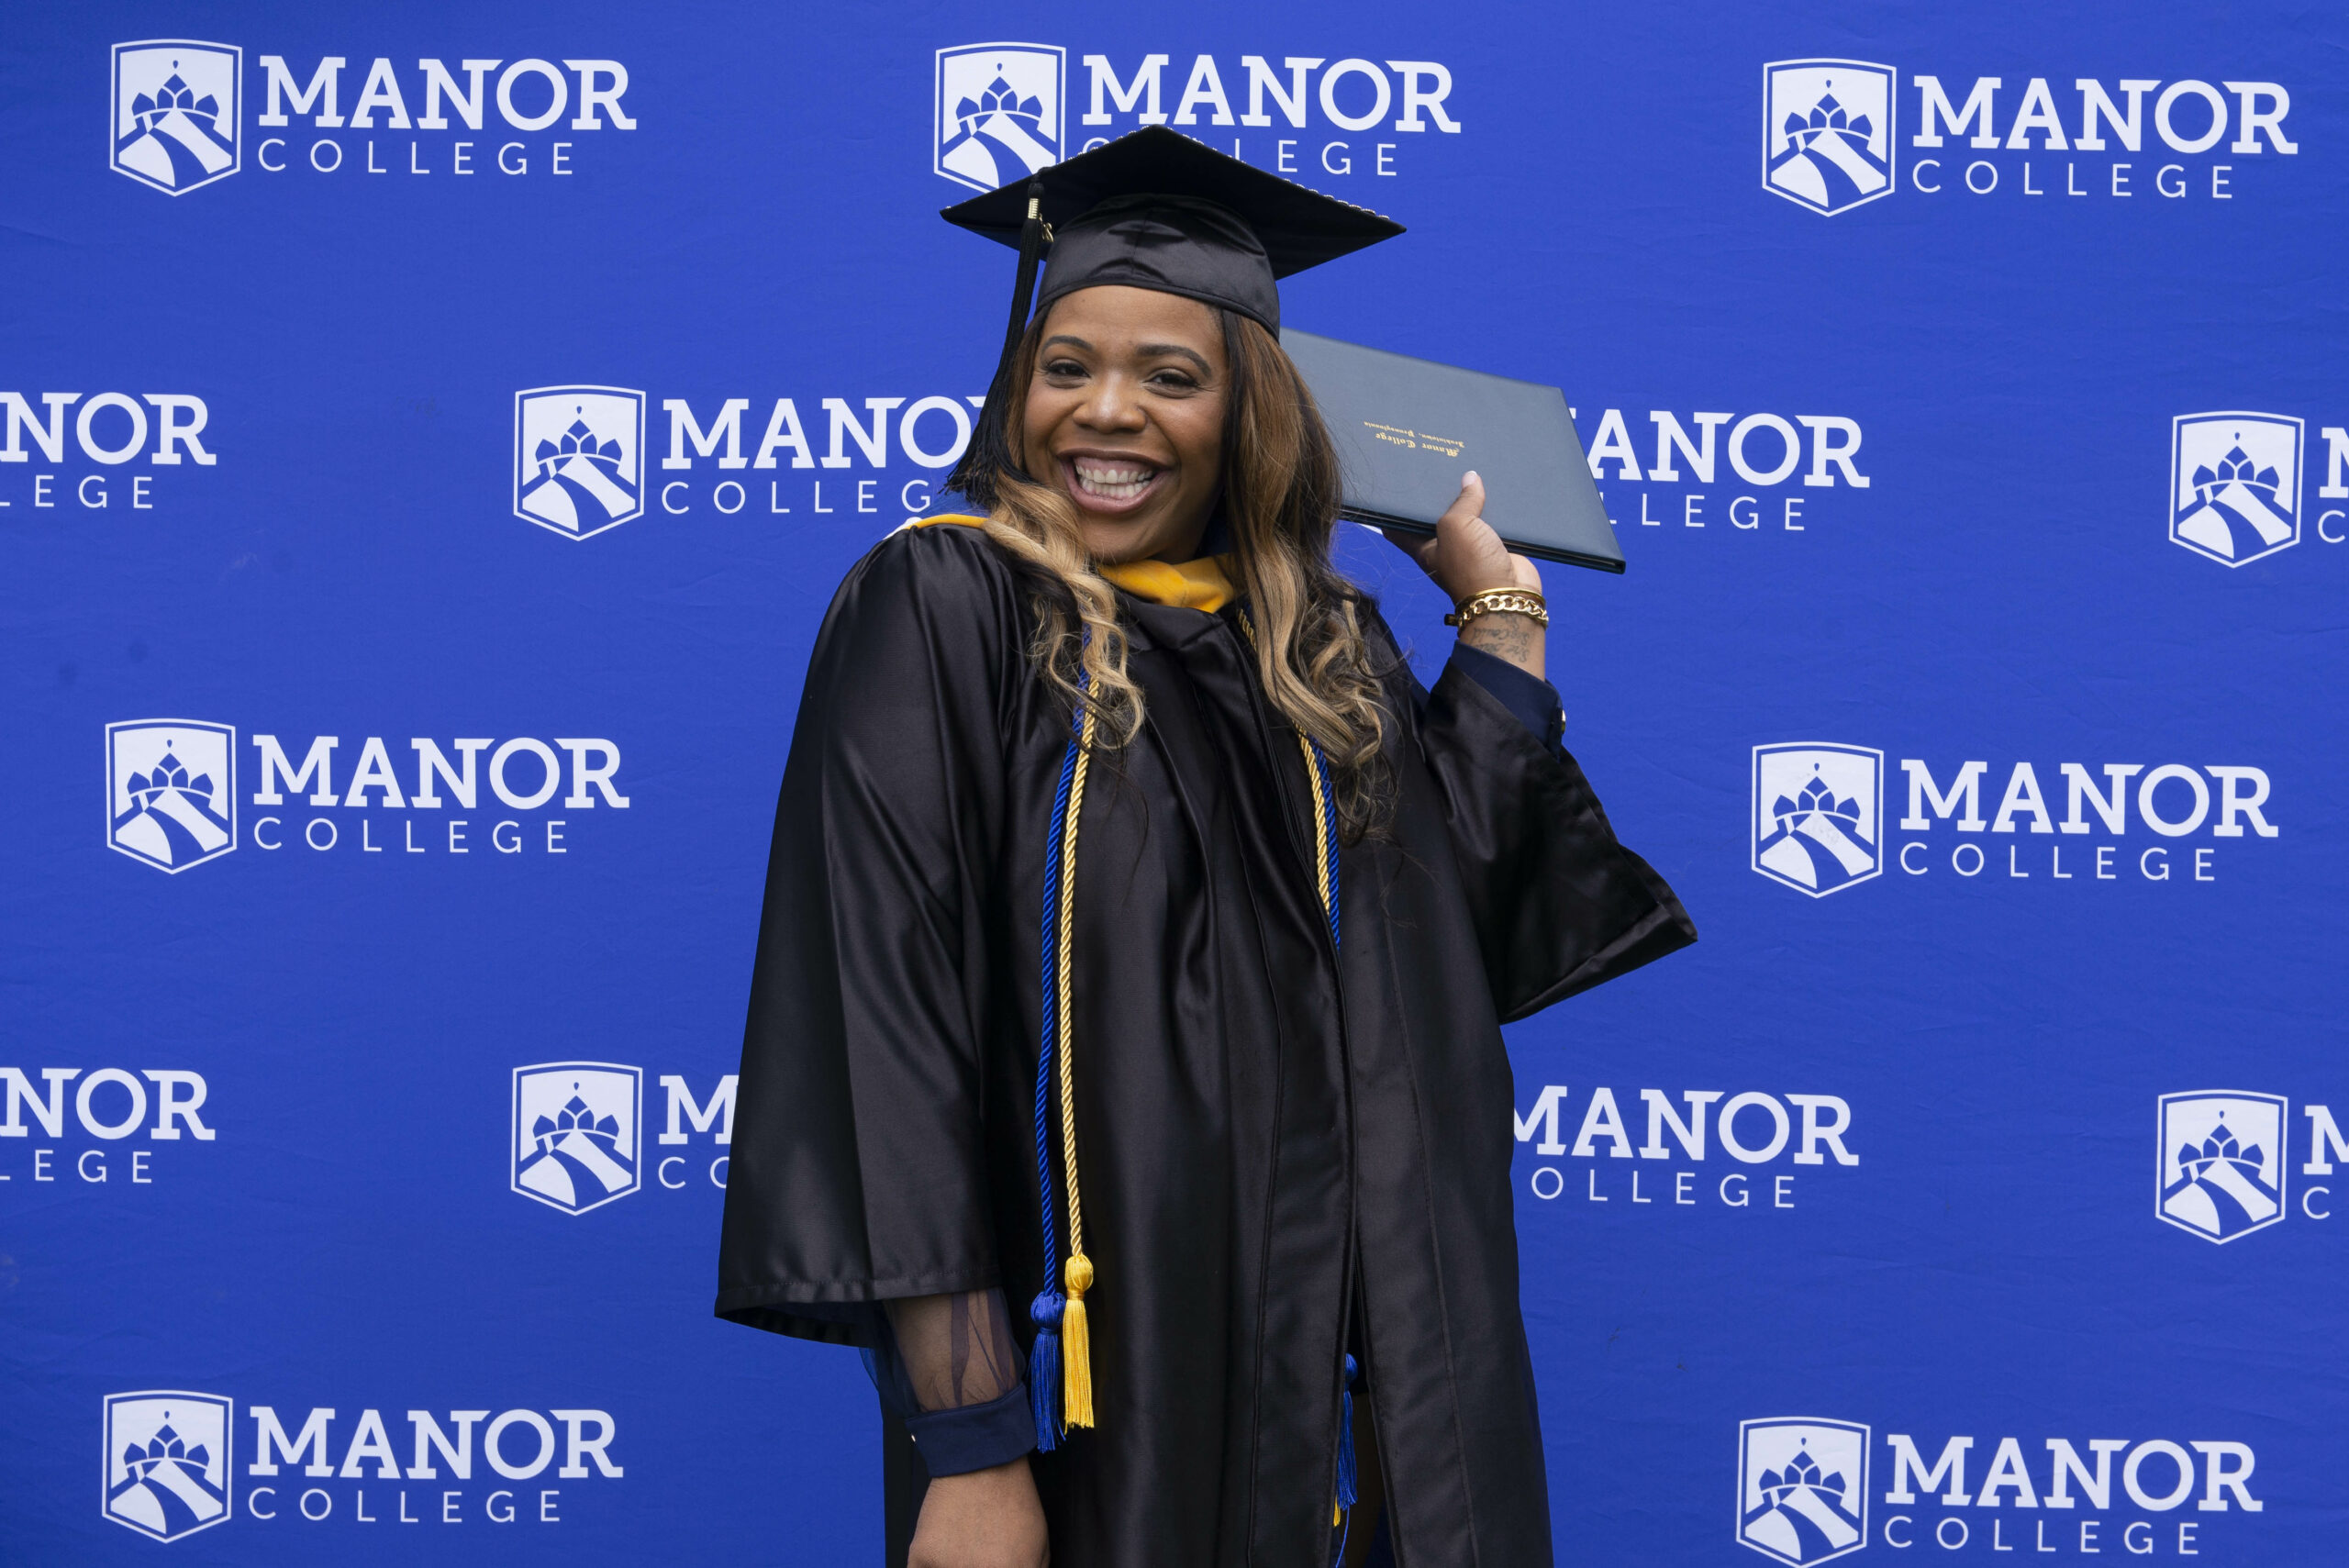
[951,178,1052,510]
[1001,177,1050,362]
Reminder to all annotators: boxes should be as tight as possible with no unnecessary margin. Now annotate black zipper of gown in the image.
[1220,606,1365,1544]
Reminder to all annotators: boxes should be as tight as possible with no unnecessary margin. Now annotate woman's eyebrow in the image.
[1041,334,1093,353]
[1137,343,1212,373]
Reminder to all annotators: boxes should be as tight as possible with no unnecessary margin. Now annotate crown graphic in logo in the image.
[935,44,1063,193]
[102,1392,234,1541]
[1739,1418,1869,1567]
[106,720,237,873]
[1764,61,1897,216]
[1753,743,1883,896]
[513,1062,642,1214]
[514,387,646,539]
[2158,1092,2288,1243]
[111,41,241,195]
[2171,413,2302,567]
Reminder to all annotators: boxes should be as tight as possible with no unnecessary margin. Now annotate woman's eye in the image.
[1042,360,1085,378]
[1149,371,1197,390]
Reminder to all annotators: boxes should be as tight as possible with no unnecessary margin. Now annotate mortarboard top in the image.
[942,126,1403,347]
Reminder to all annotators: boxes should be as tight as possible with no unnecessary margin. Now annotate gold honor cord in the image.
[1055,697,1099,1429]
[1303,737,1333,918]
[1302,728,1338,1531]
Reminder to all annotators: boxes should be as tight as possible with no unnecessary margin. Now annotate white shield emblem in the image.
[514,1062,642,1214]
[1753,743,1883,897]
[2170,412,2302,567]
[1764,61,1897,216]
[1739,1418,1869,1567]
[106,720,237,873]
[2158,1092,2288,1243]
[514,387,646,539]
[111,41,241,195]
[102,1391,234,1542]
[936,44,1064,193]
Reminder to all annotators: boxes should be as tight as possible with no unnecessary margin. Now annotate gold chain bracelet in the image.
[1443,587,1549,628]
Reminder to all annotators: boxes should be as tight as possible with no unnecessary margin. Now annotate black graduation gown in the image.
[716,521,1695,1565]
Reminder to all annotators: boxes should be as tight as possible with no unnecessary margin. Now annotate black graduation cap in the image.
[942,126,1403,357]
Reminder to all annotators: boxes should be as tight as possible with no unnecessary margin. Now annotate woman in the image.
[718,130,1695,1567]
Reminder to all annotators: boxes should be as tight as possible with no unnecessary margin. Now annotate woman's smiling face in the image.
[1019,285,1230,564]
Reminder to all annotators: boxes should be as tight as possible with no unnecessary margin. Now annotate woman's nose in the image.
[1075,376,1147,432]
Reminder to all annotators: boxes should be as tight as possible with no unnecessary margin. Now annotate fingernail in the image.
[1464,470,1480,484]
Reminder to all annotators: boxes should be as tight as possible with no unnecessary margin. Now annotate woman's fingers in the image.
[1431,471,1521,600]
[1380,473,1544,602]
[1437,471,1487,537]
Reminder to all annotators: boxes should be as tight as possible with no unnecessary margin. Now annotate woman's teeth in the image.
[1072,460,1157,501]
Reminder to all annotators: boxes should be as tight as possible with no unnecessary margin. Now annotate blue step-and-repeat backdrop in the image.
[5,3,2343,1562]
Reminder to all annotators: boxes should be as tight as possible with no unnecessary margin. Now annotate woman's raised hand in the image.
[1383,472,1542,604]
[1385,472,1548,678]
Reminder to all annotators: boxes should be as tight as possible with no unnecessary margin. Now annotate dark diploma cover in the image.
[1280,328,1626,574]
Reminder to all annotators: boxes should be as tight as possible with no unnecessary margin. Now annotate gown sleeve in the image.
[1448,640,1565,745]
[717,527,1018,1345]
[1396,623,1698,1021]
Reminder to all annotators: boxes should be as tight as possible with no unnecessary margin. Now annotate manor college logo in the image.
[936,44,1064,191]
[106,721,236,873]
[112,41,241,195]
[1765,61,1895,216]
[2159,1092,2287,1242]
[2171,412,2301,566]
[1753,743,1883,897]
[513,1062,640,1213]
[1740,1418,1870,1566]
[515,387,645,539]
[103,1392,233,1542]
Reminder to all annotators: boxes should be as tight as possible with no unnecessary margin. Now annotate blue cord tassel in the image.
[1029,1290,1065,1451]
[1328,1353,1362,1563]
[1027,671,1088,1455]
[1336,1352,1360,1509]
[1334,1351,1372,1558]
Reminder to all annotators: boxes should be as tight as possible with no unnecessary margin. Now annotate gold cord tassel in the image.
[1058,702,1099,1431]
[1061,1253,1096,1428]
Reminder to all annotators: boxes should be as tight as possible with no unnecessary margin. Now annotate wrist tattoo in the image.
[1460,610,1544,672]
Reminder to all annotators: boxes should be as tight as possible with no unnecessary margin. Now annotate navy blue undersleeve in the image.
[901,1382,1038,1476]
